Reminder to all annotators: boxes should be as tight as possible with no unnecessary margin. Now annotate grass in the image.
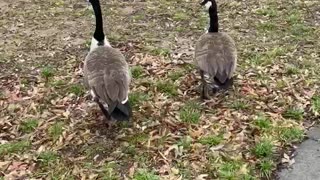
[259,159,273,178]
[41,66,55,80]
[178,136,192,150]
[280,127,304,143]
[131,65,145,79]
[127,133,149,145]
[231,100,249,110]
[291,24,313,38]
[0,140,31,156]
[133,169,160,180]
[254,115,272,130]
[218,161,241,179]
[311,95,320,115]
[179,101,201,124]
[83,143,105,158]
[100,162,120,180]
[38,151,59,166]
[253,140,273,158]
[155,80,178,96]
[282,108,304,121]
[129,92,150,108]
[151,47,171,57]
[168,70,185,81]
[20,118,39,133]
[256,7,278,17]
[48,122,64,141]
[68,84,85,96]
[173,11,189,21]
[199,134,223,146]
[285,64,299,75]
[257,22,277,32]
[1,0,319,179]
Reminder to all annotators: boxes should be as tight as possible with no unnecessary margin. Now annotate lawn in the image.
[0,0,319,179]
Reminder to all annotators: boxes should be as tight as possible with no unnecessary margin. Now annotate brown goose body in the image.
[194,32,237,84]
[84,46,131,120]
[84,46,130,104]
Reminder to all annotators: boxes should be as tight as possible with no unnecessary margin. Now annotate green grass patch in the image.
[178,136,192,150]
[100,162,121,180]
[129,92,150,108]
[280,127,304,143]
[285,64,299,75]
[254,115,272,130]
[41,66,55,80]
[253,140,273,158]
[287,10,302,24]
[155,80,178,96]
[83,143,106,158]
[168,69,185,81]
[131,65,145,79]
[218,161,241,179]
[231,100,249,110]
[51,79,66,88]
[179,101,201,124]
[133,169,160,180]
[48,122,64,141]
[126,133,149,145]
[282,108,304,121]
[20,118,39,133]
[290,24,313,38]
[256,7,278,17]
[0,140,31,156]
[199,134,223,146]
[151,47,171,57]
[173,11,189,21]
[266,47,286,58]
[38,151,59,166]
[133,14,144,21]
[68,84,85,96]
[257,22,277,32]
[259,159,273,178]
[311,95,320,115]
[108,32,122,42]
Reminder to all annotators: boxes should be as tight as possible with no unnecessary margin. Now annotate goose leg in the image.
[200,70,210,100]
[94,98,111,121]
[213,77,234,91]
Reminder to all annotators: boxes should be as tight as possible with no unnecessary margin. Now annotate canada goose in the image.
[195,0,237,100]
[83,0,132,121]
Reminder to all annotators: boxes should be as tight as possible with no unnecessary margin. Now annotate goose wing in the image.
[195,33,237,83]
[84,47,130,106]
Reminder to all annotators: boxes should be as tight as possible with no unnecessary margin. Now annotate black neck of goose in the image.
[208,1,219,33]
[90,0,105,44]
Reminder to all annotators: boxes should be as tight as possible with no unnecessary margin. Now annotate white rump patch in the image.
[90,37,111,51]
[121,96,128,104]
[103,103,108,109]
[90,89,96,98]
[204,1,212,10]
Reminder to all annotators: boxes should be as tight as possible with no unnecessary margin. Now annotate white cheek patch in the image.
[205,1,212,10]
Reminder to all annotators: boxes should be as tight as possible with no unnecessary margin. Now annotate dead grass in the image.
[0,0,319,179]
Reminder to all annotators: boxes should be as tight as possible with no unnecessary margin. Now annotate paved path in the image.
[278,126,320,180]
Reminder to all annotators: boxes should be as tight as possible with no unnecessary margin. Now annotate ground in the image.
[0,0,319,179]
[278,126,320,180]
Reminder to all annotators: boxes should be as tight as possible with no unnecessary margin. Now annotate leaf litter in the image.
[0,0,319,179]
